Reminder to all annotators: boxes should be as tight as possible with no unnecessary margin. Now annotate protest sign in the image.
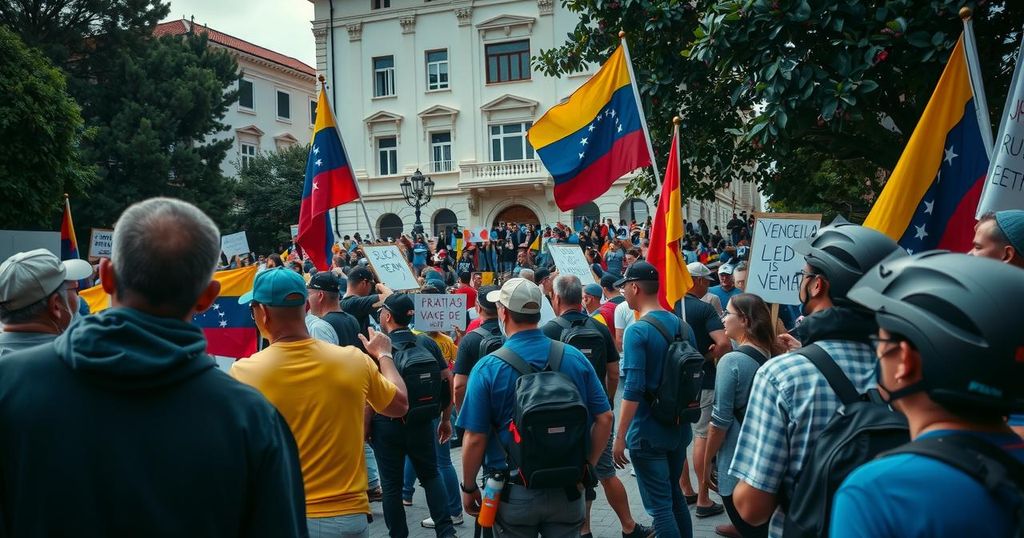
[465,226,490,243]
[548,244,597,285]
[0,231,59,262]
[290,224,299,240]
[361,244,420,290]
[745,213,821,305]
[221,231,250,259]
[88,228,113,260]
[978,34,1024,215]
[414,294,466,332]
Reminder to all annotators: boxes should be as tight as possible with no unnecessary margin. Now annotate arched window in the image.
[572,202,600,231]
[433,208,459,238]
[378,213,404,241]
[619,198,649,224]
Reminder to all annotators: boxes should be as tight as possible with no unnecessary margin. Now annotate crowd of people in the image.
[0,196,1021,538]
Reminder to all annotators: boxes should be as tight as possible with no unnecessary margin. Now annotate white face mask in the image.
[497,311,508,337]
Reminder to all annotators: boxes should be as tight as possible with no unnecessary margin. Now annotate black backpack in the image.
[879,434,1024,537]
[782,344,910,538]
[472,326,504,358]
[393,339,446,424]
[637,314,705,426]
[732,345,769,424]
[554,317,607,380]
[492,341,590,489]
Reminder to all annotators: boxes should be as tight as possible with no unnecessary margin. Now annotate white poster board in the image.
[978,33,1024,215]
[467,226,490,243]
[88,228,113,260]
[745,213,822,305]
[361,244,420,291]
[414,294,467,332]
[221,231,250,259]
[289,224,299,240]
[548,244,597,285]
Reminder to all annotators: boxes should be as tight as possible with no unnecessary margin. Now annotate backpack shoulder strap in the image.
[882,434,1024,488]
[676,316,690,343]
[471,326,491,338]
[553,317,572,331]
[798,343,860,406]
[547,341,566,373]
[491,347,535,377]
[638,314,672,344]
[736,345,768,366]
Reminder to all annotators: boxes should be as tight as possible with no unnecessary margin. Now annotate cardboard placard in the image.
[414,294,467,332]
[221,231,250,259]
[548,244,597,285]
[745,212,822,305]
[88,228,113,260]
[361,244,420,291]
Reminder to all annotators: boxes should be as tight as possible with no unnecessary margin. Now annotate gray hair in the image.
[518,268,535,282]
[978,211,1010,246]
[0,285,65,325]
[553,274,582,306]
[113,198,221,317]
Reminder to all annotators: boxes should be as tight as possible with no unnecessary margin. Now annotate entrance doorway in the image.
[494,205,539,226]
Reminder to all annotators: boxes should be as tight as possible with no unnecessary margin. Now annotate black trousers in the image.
[721,495,768,538]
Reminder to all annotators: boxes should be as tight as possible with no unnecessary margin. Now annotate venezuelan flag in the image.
[864,36,989,253]
[80,266,259,358]
[647,127,692,310]
[297,85,360,270]
[60,196,79,261]
[528,45,651,211]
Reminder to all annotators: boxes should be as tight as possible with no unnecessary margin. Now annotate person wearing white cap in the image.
[708,264,742,309]
[458,277,613,538]
[0,248,92,356]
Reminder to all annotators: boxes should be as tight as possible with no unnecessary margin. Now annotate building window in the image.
[426,49,449,91]
[485,40,531,84]
[239,78,254,110]
[620,198,649,224]
[377,136,398,176]
[430,132,453,173]
[374,56,396,98]
[379,213,403,240]
[490,122,534,161]
[371,0,391,9]
[240,143,257,170]
[277,90,290,120]
[309,100,317,125]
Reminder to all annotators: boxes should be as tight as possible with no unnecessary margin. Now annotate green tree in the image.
[230,145,307,255]
[0,25,95,228]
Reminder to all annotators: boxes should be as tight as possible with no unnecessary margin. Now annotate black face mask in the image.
[798,274,815,317]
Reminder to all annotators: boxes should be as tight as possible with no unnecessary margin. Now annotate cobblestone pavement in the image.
[366,442,731,538]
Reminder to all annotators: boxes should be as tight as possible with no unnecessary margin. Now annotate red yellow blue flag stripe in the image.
[60,195,79,261]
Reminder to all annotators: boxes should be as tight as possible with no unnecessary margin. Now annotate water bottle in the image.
[476,475,504,528]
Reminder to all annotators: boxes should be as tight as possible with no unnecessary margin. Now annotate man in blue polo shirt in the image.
[831,252,1024,537]
[708,264,742,309]
[458,278,613,537]
[611,262,697,538]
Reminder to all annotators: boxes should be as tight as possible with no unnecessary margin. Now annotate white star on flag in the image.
[315,159,323,167]
[907,248,914,255]
[212,304,220,310]
[313,181,319,190]
[610,109,616,117]
[914,223,928,240]
[580,138,588,146]
[588,124,595,132]
[943,146,958,166]
[578,152,585,159]
[218,310,225,318]
[312,146,319,155]
[219,320,228,328]
[617,125,623,133]
[923,200,934,215]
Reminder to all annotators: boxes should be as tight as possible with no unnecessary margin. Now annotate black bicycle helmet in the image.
[794,221,905,304]
[848,251,1024,415]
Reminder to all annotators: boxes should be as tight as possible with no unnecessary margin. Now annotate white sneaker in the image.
[422,515,464,528]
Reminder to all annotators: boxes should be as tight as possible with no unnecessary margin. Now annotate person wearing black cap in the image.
[308,272,361,349]
[831,252,1024,538]
[372,294,456,538]
[341,267,393,337]
[453,284,501,411]
[611,261,697,538]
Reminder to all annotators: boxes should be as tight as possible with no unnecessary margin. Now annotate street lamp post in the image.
[400,169,435,236]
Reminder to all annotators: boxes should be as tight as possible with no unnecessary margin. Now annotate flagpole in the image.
[320,75,378,241]
[960,8,994,157]
[671,116,686,322]
[619,31,662,190]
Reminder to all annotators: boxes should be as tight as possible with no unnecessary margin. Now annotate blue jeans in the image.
[307,513,369,538]
[403,419,461,517]
[365,443,379,490]
[630,439,693,538]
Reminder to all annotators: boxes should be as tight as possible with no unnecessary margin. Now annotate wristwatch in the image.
[460,481,479,494]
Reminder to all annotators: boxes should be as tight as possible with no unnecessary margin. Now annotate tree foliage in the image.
[229,145,307,255]
[0,25,95,228]
[536,0,1021,217]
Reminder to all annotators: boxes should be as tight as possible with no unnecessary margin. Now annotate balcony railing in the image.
[430,160,455,174]
[460,159,544,181]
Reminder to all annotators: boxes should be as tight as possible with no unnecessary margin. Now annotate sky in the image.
[163,0,316,66]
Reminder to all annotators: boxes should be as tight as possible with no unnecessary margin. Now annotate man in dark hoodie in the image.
[728,223,904,537]
[0,197,307,537]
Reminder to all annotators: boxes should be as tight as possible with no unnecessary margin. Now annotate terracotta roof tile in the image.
[155,19,316,77]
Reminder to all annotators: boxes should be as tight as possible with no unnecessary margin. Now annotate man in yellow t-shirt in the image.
[231,268,410,537]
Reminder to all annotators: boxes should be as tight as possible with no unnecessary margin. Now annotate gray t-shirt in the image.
[0,331,57,359]
[712,348,765,496]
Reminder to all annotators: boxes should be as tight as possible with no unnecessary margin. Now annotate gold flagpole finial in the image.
[618,30,626,38]
[672,116,681,125]
[959,7,972,20]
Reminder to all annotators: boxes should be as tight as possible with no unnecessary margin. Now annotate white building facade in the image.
[309,0,758,240]
[156,19,318,179]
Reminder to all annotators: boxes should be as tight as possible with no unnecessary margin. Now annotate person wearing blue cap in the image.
[231,267,410,536]
[970,210,1024,269]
